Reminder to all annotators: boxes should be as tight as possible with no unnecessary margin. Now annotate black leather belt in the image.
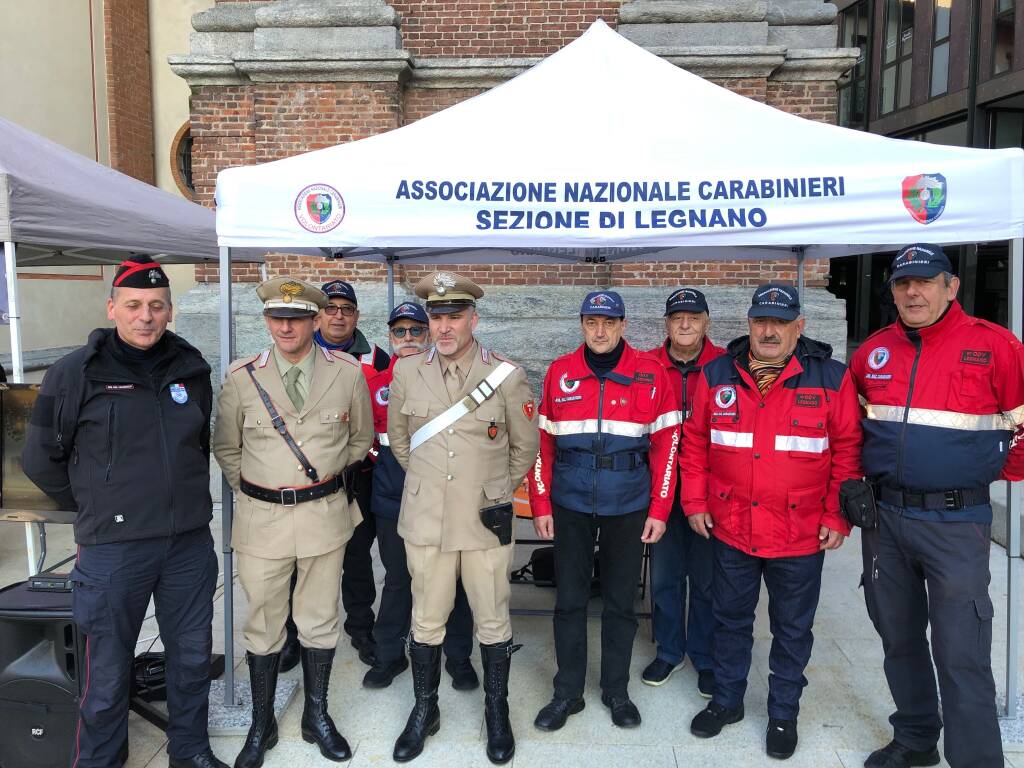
[872,483,990,511]
[557,450,647,471]
[240,475,342,507]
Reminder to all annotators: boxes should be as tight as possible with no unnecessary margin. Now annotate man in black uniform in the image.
[23,257,227,768]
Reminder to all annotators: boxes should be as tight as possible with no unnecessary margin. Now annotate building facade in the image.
[830,0,1024,347]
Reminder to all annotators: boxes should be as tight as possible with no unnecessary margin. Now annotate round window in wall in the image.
[170,122,195,199]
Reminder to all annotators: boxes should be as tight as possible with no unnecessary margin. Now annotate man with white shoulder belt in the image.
[387,271,539,765]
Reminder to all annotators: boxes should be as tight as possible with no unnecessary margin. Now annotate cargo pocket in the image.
[70,568,112,638]
[320,408,347,440]
[786,485,826,545]
[483,476,511,502]
[707,475,734,530]
[475,404,506,440]
[974,595,994,657]
[400,400,431,431]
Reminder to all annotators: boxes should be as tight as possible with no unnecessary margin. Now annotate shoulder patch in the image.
[229,353,261,373]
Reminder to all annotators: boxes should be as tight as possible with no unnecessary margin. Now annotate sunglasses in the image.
[391,326,426,339]
[323,305,357,317]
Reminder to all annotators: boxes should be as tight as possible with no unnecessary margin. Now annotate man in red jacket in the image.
[642,288,724,695]
[681,284,861,760]
[529,290,680,731]
[851,244,1024,768]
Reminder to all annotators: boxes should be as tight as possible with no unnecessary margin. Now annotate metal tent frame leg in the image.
[4,240,39,577]
[1006,236,1023,719]
[219,246,236,706]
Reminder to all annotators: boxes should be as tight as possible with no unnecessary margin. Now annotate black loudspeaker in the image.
[0,580,84,768]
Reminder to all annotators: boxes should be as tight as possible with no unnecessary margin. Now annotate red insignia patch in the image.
[523,400,535,420]
[487,423,498,440]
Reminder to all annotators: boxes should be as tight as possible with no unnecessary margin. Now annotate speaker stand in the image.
[129,653,226,732]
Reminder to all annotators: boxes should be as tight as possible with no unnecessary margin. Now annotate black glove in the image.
[839,478,878,530]
[341,462,362,503]
[480,502,514,546]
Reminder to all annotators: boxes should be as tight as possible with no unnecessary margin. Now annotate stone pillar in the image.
[169,0,408,282]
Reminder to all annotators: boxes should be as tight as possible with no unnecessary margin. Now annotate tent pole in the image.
[219,246,237,707]
[5,241,38,577]
[796,247,806,298]
[386,253,395,312]
[1006,236,1023,719]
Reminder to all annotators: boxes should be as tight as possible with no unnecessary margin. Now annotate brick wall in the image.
[391,1,620,57]
[104,0,155,183]
[766,81,839,124]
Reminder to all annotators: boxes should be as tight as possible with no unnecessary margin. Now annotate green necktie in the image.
[284,366,304,411]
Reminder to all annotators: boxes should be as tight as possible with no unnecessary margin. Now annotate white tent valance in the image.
[215,21,1024,255]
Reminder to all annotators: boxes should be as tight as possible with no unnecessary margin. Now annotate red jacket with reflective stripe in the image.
[680,336,860,558]
[849,301,1024,522]
[646,339,726,423]
[529,342,681,521]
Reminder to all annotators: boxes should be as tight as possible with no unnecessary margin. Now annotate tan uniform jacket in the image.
[388,342,539,552]
[212,344,374,559]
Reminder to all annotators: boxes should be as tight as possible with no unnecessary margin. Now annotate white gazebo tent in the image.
[214,21,1024,714]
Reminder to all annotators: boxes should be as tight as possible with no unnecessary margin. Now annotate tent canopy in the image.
[0,116,260,266]
[216,20,1024,258]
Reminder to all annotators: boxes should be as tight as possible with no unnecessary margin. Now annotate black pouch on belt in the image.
[839,478,878,530]
[480,502,515,545]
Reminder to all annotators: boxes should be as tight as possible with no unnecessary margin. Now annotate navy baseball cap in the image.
[580,291,625,319]
[664,287,709,316]
[888,243,952,284]
[748,283,801,321]
[388,301,428,326]
[321,279,357,304]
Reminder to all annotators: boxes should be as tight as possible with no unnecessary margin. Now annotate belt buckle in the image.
[281,488,298,507]
[944,490,962,510]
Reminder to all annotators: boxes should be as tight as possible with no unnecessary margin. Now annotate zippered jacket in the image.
[529,342,681,521]
[23,328,213,545]
[680,335,860,558]
[367,356,405,520]
[849,301,1024,522]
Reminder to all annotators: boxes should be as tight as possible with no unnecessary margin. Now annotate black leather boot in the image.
[300,647,352,762]
[234,652,280,768]
[480,640,520,765]
[393,641,442,762]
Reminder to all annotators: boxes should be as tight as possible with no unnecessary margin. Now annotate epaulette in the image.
[229,350,266,373]
[329,348,360,366]
[489,350,520,368]
[425,347,437,364]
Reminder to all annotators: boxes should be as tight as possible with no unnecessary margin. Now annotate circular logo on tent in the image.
[714,386,737,409]
[295,183,345,233]
[867,347,890,370]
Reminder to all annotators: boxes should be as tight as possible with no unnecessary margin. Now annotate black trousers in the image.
[551,505,646,699]
[70,527,218,766]
[862,506,1003,768]
[374,516,474,663]
[342,472,378,639]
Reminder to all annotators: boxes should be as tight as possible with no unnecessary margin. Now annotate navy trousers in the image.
[70,526,218,766]
[650,500,714,670]
[862,506,1003,768]
[373,515,474,663]
[341,470,378,640]
[711,538,824,720]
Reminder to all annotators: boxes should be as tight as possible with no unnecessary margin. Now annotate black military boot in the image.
[279,614,300,673]
[393,641,442,763]
[480,640,520,765]
[300,647,352,762]
[234,652,280,768]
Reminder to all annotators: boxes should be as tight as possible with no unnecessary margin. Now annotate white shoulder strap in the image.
[410,361,517,452]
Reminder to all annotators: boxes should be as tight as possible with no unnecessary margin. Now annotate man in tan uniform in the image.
[387,272,539,765]
[213,277,373,767]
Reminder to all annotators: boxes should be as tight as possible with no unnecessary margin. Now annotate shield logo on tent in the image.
[902,174,947,224]
[306,193,332,224]
[294,183,345,233]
